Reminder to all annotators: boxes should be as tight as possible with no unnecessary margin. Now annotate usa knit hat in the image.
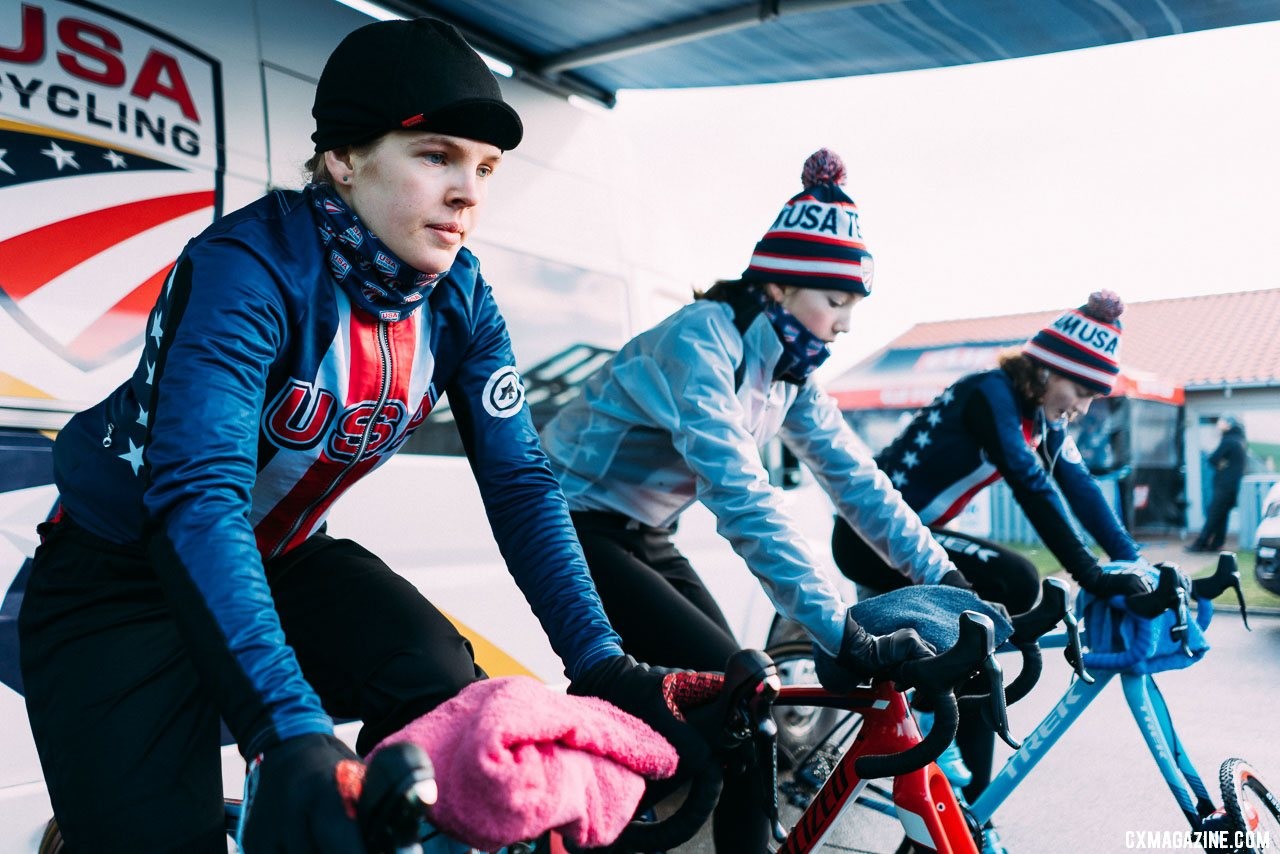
[742,148,873,294]
[312,18,522,152]
[1023,290,1124,395]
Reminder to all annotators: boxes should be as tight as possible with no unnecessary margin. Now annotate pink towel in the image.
[371,676,679,851]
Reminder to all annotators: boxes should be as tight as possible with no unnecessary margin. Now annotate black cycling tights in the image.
[571,511,770,852]
[831,516,1040,798]
[20,522,484,853]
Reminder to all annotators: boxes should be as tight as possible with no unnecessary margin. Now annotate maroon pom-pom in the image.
[801,148,846,189]
[1084,290,1124,323]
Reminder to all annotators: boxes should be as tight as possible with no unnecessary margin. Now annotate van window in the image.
[398,242,628,456]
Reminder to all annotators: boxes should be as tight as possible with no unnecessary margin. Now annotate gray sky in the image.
[615,19,1280,378]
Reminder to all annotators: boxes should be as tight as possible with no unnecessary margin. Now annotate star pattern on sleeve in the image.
[913,430,932,449]
[891,470,908,488]
[902,450,919,469]
[119,438,146,476]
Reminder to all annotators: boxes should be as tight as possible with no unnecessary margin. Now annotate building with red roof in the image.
[827,289,1280,538]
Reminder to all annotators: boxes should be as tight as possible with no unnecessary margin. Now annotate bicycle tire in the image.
[764,640,905,853]
[765,639,856,773]
[1220,758,1280,854]
[36,818,65,854]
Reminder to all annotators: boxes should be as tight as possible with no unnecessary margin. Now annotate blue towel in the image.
[849,585,1014,651]
[1076,564,1210,674]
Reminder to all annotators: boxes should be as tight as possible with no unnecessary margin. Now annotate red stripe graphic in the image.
[64,262,176,363]
[0,192,214,299]
[761,230,868,249]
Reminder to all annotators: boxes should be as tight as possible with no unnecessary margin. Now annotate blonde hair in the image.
[304,139,379,186]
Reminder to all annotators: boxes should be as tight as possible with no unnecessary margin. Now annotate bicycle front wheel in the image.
[1219,758,1280,853]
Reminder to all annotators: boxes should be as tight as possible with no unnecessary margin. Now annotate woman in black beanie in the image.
[19,18,696,852]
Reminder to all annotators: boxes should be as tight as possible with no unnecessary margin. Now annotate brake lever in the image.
[980,654,1021,750]
[1061,608,1095,685]
[745,671,787,843]
[1219,554,1252,632]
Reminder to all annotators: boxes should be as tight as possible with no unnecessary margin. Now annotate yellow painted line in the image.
[0,117,161,161]
[440,611,538,679]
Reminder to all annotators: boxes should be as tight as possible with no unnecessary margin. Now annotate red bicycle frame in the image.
[775,681,977,854]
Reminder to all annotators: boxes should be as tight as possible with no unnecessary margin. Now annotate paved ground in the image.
[671,539,1280,853]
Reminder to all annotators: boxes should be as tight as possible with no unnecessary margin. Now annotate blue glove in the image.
[239,733,364,854]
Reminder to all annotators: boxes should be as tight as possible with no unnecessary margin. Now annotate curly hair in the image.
[998,349,1049,406]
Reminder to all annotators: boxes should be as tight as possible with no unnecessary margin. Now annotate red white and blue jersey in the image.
[875,369,1140,580]
[50,188,622,756]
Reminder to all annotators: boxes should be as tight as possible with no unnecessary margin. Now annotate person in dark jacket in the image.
[18,19,697,853]
[1188,416,1248,552]
[832,291,1154,851]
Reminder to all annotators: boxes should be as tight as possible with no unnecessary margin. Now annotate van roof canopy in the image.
[398,0,1280,106]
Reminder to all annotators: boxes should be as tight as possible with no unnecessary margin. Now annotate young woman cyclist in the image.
[540,149,979,851]
[831,290,1154,851]
[19,19,699,853]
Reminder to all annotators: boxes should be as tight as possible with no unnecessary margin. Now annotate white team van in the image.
[0,0,837,847]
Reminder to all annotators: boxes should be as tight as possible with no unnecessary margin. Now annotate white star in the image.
[145,358,155,385]
[579,445,599,461]
[913,431,932,449]
[103,150,127,168]
[0,149,13,176]
[119,438,145,475]
[902,450,919,469]
[149,311,164,344]
[41,140,79,171]
[927,409,942,427]
[939,387,955,406]
[891,470,908,488]
[136,404,148,427]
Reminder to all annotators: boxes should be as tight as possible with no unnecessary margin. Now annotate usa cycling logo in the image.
[374,250,399,277]
[263,379,424,460]
[482,366,524,419]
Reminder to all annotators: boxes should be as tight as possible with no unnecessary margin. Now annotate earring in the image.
[342,176,350,183]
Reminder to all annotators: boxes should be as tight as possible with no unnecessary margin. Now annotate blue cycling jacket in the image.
[875,369,1140,579]
[541,300,957,655]
[51,188,622,757]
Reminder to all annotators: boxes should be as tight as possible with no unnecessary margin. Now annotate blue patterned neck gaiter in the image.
[760,294,832,384]
[307,183,442,322]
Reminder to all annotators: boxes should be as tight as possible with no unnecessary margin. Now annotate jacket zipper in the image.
[269,320,393,558]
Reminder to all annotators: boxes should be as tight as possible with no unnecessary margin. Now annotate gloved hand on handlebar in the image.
[816,610,937,693]
[939,569,1013,625]
[240,732,365,854]
[1074,559,1155,600]
[568,654,711,774]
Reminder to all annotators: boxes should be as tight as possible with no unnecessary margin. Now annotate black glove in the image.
[569,654,710,774]
[938,569,974,591]
[241,733,365,854]
[1075,562,1153,600]
[817,612,936,692]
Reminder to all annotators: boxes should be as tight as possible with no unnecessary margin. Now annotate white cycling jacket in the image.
[540,299,956,655]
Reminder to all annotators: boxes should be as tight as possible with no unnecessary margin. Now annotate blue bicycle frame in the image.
[851,633,1219,831]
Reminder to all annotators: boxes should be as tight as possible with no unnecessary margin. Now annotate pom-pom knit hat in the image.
[1023,290,1125,395]
[742,149,873,294]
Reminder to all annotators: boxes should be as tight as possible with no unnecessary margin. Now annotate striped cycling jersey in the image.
[51,188,621,756]
[875,369,1139,579]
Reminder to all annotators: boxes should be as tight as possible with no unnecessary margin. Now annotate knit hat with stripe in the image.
[1023,290,1125,395]
[742,149,872,294]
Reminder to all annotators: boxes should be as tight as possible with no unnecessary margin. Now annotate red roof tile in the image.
[839,288,1280,389]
